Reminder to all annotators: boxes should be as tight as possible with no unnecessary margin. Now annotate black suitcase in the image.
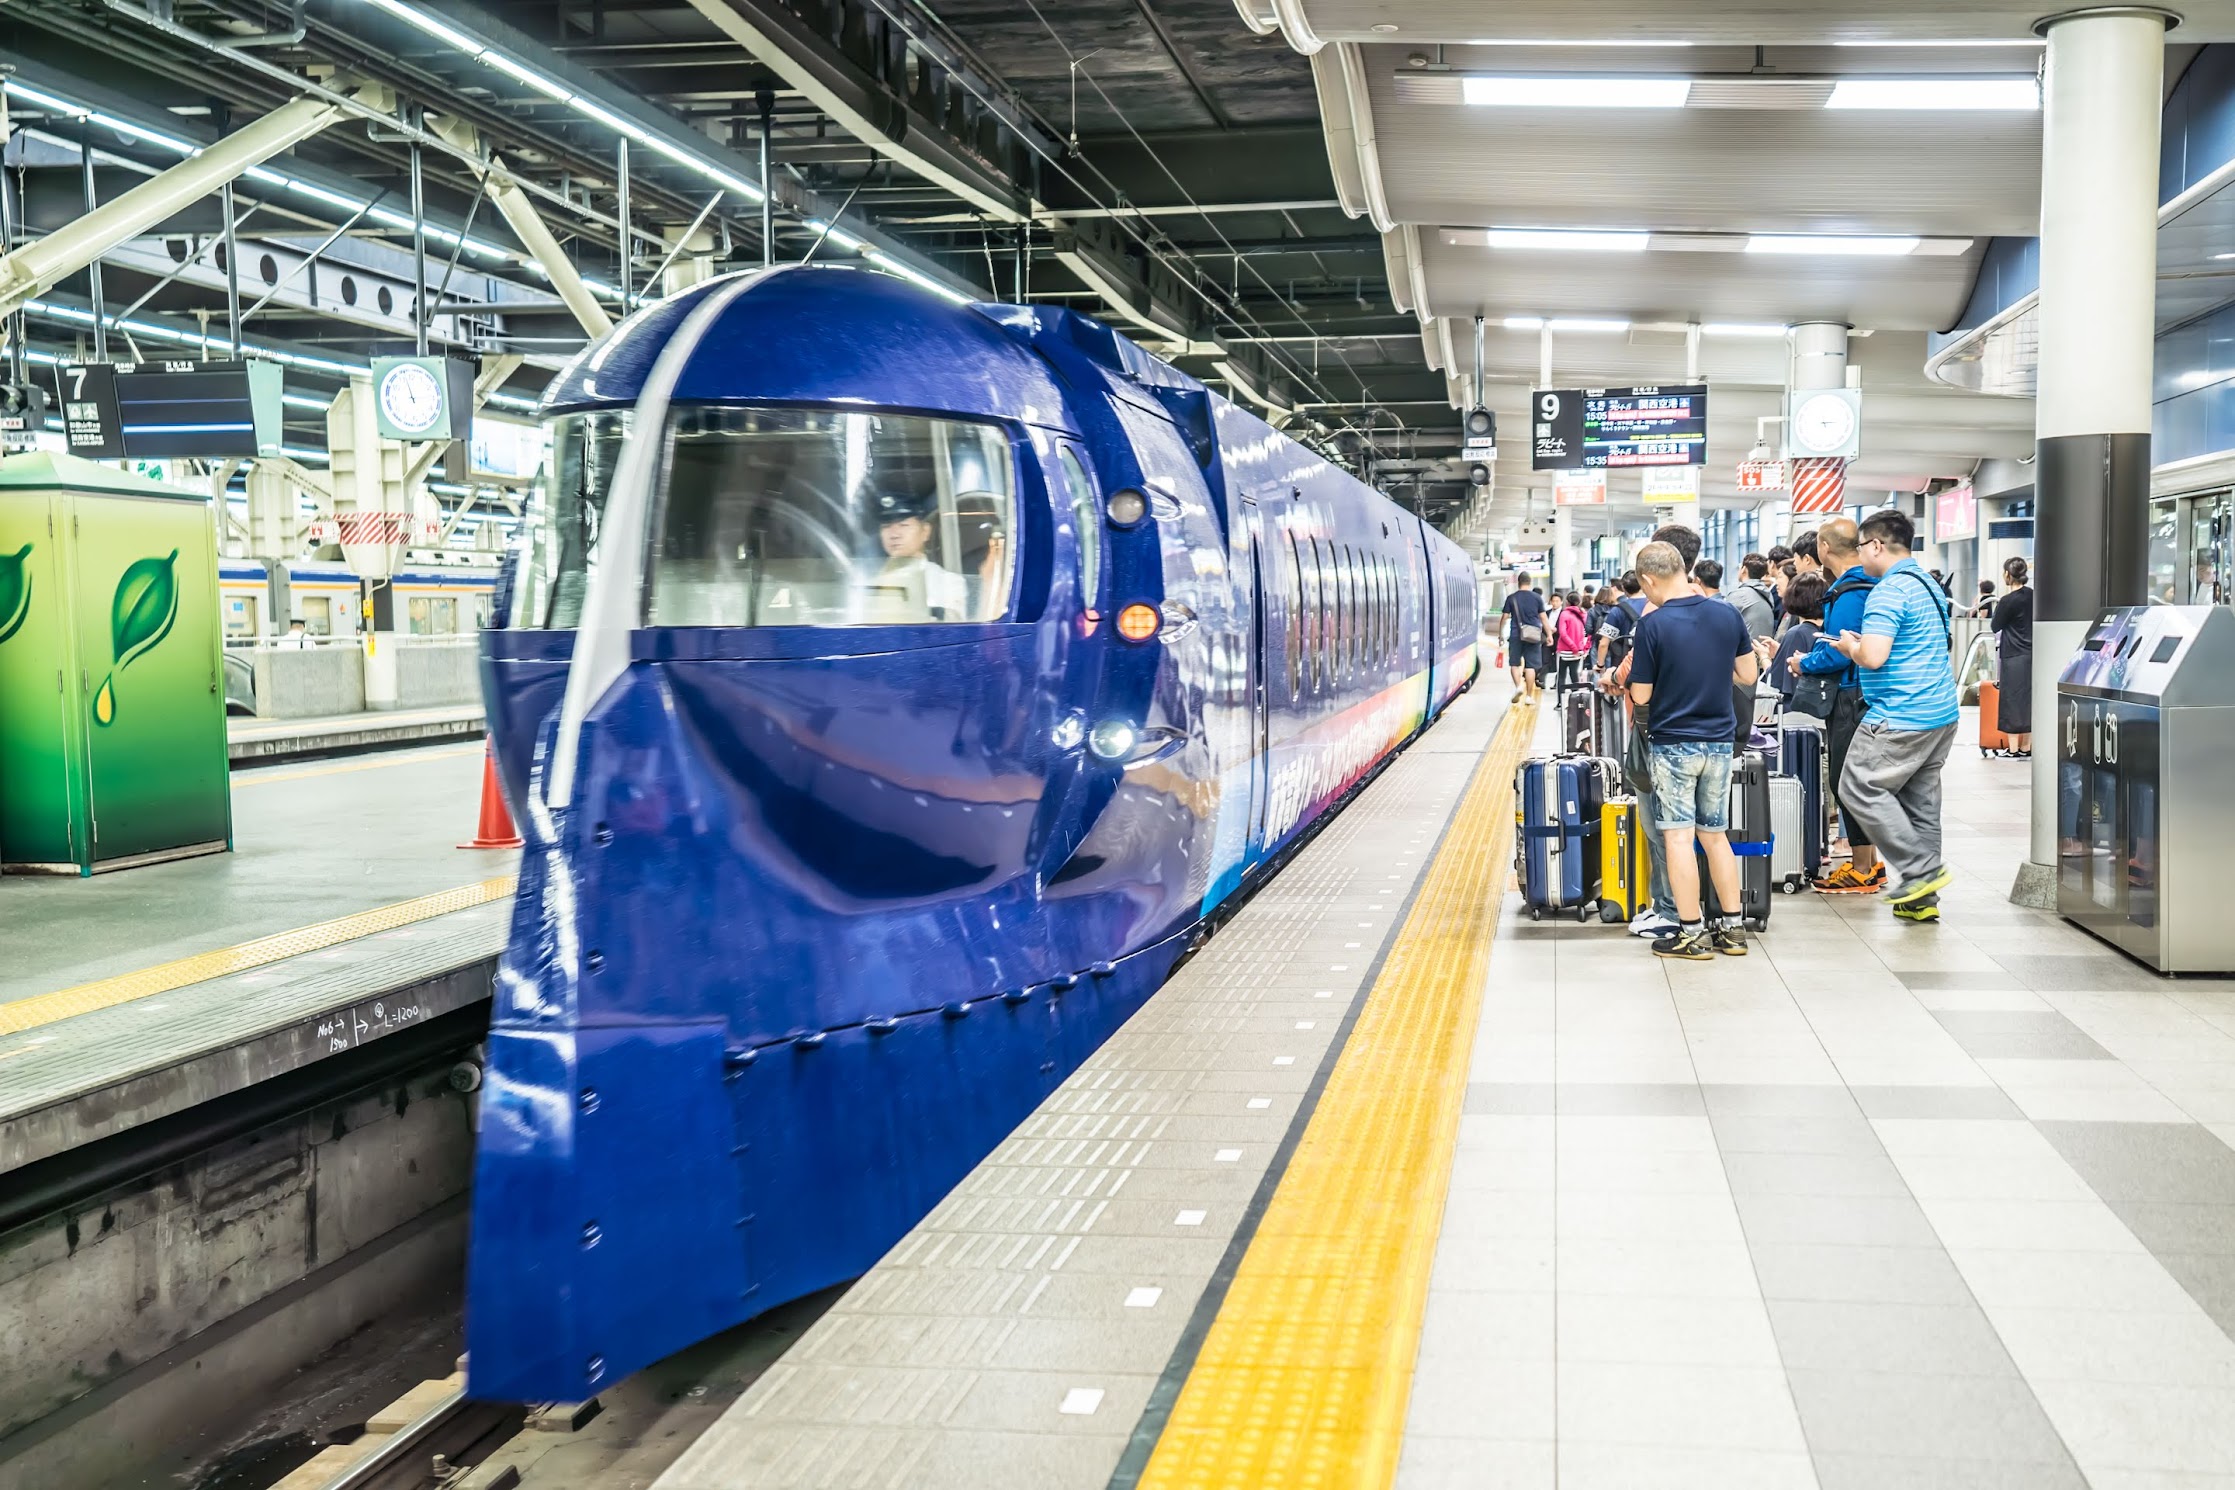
[1700,750,1773,932]
[1592,687,1626,763]
[1563,687,1594,754]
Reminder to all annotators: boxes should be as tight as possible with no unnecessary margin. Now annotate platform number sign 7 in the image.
[52,362,124,459]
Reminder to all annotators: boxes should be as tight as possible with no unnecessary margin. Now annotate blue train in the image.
[467,267,1479,1401]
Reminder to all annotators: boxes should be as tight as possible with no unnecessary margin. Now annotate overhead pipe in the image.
[1268,0,1325,53]
[1231,0,1279,35]
[430,117,614,339]
[0,81,384,320]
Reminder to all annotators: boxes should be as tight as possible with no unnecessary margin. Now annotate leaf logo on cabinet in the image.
[0,544,30,646]
[93,549,179,726]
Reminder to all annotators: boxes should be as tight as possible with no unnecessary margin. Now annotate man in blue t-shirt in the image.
[1829,509,1960,922]
[1628,540,1760,961]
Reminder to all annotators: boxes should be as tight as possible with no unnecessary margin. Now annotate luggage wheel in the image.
[1575,904,1591,924]
[1528,907,1543,922]
[1745,916,1767,933]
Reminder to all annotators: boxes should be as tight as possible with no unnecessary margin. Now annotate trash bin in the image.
[0,451,232,874]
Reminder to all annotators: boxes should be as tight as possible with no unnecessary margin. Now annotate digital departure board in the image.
[59,359,284,460]
[1531,384,1708,470]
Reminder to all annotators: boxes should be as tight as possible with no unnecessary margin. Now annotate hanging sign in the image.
[1736,459,1788,491]
[53,363,124,458]
[1934,482,1977,542]
[1642,466,1701,500]
[1531,384,1708,470]
[1553,470,1607,506]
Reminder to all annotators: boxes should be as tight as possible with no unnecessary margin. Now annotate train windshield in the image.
[517,409,629,629]
[645,406,1016,627]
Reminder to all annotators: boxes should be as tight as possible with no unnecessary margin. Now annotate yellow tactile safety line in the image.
[0,876,517,1036]
[1138,698,1536,1490]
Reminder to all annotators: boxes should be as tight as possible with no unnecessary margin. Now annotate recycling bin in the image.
[0,451,232,873]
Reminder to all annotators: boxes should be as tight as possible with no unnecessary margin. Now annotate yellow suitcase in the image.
[1598,796,1652,924]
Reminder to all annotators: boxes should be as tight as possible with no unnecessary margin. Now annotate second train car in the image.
[468,265,1478,1400]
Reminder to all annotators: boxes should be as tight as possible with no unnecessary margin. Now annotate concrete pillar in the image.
[244,461,296,561]
[662,223,718,294]
[1552,505,1576,593]
[1789,321,1848,393]
[2026,8,2167,883]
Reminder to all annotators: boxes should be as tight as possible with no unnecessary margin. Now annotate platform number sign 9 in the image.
[1530,388,1584,470]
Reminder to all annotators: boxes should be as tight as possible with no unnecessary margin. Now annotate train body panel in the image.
[466,267,1476,1401]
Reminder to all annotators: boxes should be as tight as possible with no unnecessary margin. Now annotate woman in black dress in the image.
[1991,556,2033,757]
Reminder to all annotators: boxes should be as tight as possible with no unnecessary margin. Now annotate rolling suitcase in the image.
[1978,679,2009,755]
[1593,687,1627,764]
[1777,721,1829,882]
[1564,686,1595,754]
[1700,750,1774,932]
[1516,754,1614,922]
[1598,795,1653,924]
[1769,775,1807,893]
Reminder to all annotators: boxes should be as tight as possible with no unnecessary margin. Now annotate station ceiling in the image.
[0,0,2218,534]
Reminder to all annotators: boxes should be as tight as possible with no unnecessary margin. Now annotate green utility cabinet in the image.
[0,452,232,874]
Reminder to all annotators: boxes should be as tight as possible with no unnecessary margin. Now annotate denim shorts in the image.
[1647,742,1733,832]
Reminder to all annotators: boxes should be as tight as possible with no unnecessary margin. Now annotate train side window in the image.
[1287,534,1304,698]
[1057,446,1101,611]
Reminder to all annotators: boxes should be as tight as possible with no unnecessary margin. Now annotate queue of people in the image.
[1575,512,1965,958]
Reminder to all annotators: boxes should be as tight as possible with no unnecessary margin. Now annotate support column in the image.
[2026,8,2167,887]
[1786,321,1849,539]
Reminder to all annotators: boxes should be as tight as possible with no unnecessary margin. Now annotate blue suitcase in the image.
[1516,754,1617,922]
[1778,722,1829,882]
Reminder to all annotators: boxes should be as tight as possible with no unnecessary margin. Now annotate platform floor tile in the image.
[1400,699,2235,1490]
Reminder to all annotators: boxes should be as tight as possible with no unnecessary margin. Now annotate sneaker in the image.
[1892,893,1941,924]
[1815,863,1882,895]
[1888,866,1953,905]
[1629,910,1680,939]
[1711,923,1749,956]
[1652,926,1716,961]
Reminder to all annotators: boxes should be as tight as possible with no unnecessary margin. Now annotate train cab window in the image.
[519,408,630,629]
[1057,446,1101,610]
[645,406,1016,627]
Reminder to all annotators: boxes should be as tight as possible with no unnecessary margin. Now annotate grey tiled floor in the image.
[1402,700,2235,1489]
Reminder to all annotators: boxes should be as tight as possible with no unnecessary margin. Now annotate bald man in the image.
[1791,517,1882,893]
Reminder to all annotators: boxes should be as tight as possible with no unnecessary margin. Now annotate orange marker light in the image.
[1116,603,1161,642]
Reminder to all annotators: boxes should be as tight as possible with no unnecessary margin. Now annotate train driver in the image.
[865,489,1007,622]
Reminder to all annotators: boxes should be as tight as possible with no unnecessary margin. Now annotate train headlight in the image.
[1116,603,1161,642]
[1088,720,1138,760]
[1051,716,1084,750]
[1106,488,1148,526]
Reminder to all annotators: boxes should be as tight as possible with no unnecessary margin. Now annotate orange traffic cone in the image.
[460,738,524,850]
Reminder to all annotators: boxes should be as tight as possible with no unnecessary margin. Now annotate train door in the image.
[1242,496,1272,846]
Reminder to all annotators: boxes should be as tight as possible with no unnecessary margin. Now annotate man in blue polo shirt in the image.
[1628,540,1760,961]
[1830,509,1960,923]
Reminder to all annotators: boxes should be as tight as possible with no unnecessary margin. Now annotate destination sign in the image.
[1531,384,1708,470]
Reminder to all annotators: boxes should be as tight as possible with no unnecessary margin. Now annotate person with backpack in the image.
[1790,518,1882,894]
[1553,590,1592,697]
[1596,572,1644,671]
[1827,509,1962,923]
[1727,553,1778,640]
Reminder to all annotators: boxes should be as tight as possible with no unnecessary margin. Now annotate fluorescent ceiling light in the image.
[1503,316,1544,330]
[1832,38,2043,47]
[1465,39,1693,47]
[1548,317,1630,332]
[1485,228,1649,252]
[1746,234,1921,256]
[1827,78,2039,110]
[1702,322,1789,337]
[1462,75,1692,107]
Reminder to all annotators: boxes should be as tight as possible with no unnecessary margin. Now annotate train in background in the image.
[466,266,1478,1403]
[217,556,498,640]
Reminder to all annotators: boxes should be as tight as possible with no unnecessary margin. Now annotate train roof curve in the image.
[540,266,1081,433]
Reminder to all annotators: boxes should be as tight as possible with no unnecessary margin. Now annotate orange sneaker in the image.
[1816,862,1884,895]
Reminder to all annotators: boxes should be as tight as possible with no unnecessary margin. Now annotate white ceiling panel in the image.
[1286,2,2235,46]
[1415,235,1982,330]
[1365,60,2041,235]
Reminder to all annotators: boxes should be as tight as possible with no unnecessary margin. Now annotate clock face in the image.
[1794,392,1857,455]
[379,363,445,436]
